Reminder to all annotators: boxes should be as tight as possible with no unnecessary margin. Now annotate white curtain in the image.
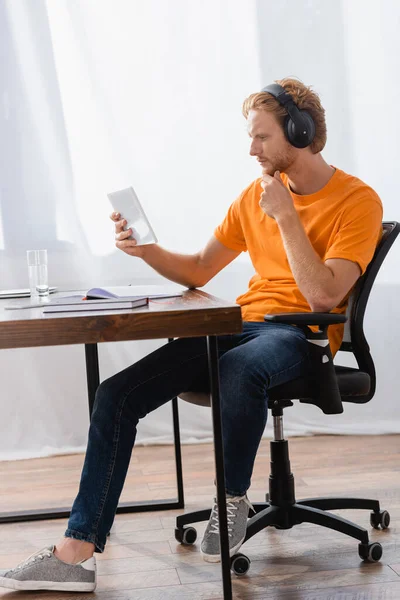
[0,0,399,461]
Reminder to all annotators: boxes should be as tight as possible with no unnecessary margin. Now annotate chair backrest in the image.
[339,221,400,398]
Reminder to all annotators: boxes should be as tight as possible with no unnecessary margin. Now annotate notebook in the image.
[42,295,148,313]
[85,284,185,300]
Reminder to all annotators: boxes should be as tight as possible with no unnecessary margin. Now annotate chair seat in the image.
[269,366,371,404]
[179,366,371,409]
[335,366,371,397]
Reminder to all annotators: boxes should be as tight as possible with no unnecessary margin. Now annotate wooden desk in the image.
[0,289,242,599]
[0,289,241,348]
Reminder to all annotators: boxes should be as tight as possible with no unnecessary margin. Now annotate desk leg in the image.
[207,336,232,600]
[0,341,184,524]
[85,343,100,418]
[172,397,185,507]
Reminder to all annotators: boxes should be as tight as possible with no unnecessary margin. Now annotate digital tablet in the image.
[107,186,158,245]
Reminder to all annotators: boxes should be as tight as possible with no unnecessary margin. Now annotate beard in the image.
[259,144,297,175]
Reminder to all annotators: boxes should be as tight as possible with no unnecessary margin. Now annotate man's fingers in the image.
[262,173,282,188]
[111,212,142,256]
[116,238,137,250]
[115,229,134,241]
[262,168,273,178]
[114,218,127,234]
[111,212,131,235]
[261,176,273,186]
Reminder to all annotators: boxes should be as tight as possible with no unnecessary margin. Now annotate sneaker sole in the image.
[0,576,96,592]
[200,537,245,563]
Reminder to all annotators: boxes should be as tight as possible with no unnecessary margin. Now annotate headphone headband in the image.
[261,83,294,107]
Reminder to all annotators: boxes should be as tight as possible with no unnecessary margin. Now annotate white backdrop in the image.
[0,0,399,461]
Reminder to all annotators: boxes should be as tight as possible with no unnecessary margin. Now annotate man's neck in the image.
[286,155,335,196]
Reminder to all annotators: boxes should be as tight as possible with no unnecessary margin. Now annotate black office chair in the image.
[175,221,400,575]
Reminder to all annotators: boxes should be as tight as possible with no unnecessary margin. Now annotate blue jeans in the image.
[65,321,310,552]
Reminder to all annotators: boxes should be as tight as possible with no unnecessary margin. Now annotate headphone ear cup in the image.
[285,111,315,148]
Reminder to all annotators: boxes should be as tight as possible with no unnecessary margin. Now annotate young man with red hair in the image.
[0,79,382,592]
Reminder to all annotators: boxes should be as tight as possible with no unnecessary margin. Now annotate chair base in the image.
[176,495,379,547]
[246,498,374,545]
[176,437,385,561]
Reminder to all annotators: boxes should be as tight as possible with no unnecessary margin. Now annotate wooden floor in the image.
[0,434,399,599]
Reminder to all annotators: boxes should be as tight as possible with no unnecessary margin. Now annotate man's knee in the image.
[219,346,265,383]
[92,376,123,419]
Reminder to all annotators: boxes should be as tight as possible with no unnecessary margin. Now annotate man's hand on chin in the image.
[259,170,295,222]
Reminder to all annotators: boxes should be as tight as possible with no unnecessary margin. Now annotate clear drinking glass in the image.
[27,249,49,298]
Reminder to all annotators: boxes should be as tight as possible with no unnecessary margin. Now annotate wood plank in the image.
[0,435,399,599]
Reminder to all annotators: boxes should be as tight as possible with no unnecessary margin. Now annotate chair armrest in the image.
[264,312,347,326]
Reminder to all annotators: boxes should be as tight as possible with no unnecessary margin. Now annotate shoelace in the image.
[209,496,254,537]
[9,547,53,573]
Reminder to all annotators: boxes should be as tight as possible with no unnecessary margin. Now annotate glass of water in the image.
[27,249,49,298]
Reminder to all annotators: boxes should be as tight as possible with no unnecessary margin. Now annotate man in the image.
[0,78,383,592]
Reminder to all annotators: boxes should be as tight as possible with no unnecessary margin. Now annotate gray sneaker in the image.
[201,495,254,563]
[0,545,96,592]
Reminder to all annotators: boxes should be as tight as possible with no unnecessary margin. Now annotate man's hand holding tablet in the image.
[108,186,158,257]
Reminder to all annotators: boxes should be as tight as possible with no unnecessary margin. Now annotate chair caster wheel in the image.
[370,509,390,530]
[231,553,251,576]
[174,526,197,545]
[358,541,383,562]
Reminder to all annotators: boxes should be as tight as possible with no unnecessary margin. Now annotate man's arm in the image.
[259,172,361,312]
[111,213,241,288]
[138,236,241,288]
[276,211,360,311]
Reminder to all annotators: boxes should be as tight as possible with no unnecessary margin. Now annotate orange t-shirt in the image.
[214,168,383,355]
